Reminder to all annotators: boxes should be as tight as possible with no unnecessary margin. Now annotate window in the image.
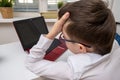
[14,0,75,12]
[14,0,38,12]
[47,0,58,10]
[18,0,33,3]
[47,0,77,10]
[48,0,57,4]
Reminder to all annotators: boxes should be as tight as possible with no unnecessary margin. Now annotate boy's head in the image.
[58,0,116,55]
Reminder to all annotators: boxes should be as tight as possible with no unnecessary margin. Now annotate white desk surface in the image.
[0,42,39,80]
[0,42,73,80]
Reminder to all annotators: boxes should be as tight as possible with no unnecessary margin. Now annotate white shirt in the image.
[25,35,102,80]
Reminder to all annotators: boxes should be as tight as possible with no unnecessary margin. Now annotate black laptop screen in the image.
[13,16,48,50]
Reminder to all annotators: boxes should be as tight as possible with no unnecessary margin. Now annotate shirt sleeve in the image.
[25,35,73,80]
[26,35,53,63]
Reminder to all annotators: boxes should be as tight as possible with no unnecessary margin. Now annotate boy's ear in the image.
[78,44,87,53]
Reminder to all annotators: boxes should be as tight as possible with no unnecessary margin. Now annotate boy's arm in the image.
[26,35,53,63]
[46,12,69,39]
[26,12,69,62]
[25,35,73,80]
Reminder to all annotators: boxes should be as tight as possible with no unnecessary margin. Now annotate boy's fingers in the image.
[47,12,70,39]
[58,12,70,24]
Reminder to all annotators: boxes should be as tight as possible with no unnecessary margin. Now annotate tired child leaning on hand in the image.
[25,0,116,80]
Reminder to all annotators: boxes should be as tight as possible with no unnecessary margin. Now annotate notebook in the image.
[13,16,67,61]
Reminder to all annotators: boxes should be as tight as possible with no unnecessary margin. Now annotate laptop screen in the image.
[13,16,49,50]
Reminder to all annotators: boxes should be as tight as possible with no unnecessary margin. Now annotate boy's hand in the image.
[46,12,70,39]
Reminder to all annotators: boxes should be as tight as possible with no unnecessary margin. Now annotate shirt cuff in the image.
[36,35,54,51]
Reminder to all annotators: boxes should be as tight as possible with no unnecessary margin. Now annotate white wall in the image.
[112,0,120,22]
[0,23,19,44]
[112,0,120,34]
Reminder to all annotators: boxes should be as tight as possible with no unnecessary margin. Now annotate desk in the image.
[0,42,40,80]
[0,42,73,80]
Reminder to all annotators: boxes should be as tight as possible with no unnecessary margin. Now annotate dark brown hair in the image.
[58,0,116,55]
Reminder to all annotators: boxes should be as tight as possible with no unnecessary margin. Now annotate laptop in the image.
[13,16,67,61]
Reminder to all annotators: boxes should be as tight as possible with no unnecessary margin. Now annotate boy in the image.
[26,0,116,80]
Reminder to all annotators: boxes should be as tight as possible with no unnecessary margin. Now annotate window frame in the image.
[14,0,39,12]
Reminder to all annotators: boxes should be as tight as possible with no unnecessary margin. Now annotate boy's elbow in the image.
[25,62,38,75]
[25,55,43,75]
[25,58,36,74]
